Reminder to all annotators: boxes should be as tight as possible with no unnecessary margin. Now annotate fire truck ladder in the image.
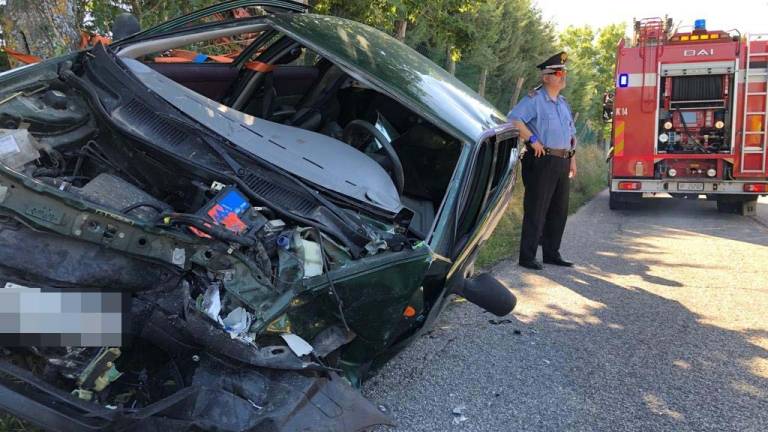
[741,34,768,174]
[637,18,665,113]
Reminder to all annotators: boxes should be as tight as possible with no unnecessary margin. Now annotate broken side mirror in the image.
[602,92,614,122]
[112,13,141,41]
[455,272,517,316]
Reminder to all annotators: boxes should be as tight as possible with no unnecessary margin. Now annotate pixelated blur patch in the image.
[0,282,127,346]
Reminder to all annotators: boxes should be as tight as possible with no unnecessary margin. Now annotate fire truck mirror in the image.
[602,93,614,122]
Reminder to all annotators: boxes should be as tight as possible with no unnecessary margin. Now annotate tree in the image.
[2,0,81,62]
[470,0,557,109]
[559,23,625,141]
[81,0,221,35]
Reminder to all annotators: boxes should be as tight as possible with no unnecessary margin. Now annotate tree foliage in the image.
[559,23,626,141]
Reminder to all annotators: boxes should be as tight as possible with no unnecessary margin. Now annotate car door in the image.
[412,125,519,335]
[451,126,520,271]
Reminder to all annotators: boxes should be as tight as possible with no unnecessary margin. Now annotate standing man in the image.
[508,51,577,270]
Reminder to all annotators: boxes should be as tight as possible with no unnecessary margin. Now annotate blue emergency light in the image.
[694,19,706,30]
[618,73,629,88]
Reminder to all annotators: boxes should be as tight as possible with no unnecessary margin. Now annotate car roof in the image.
[266,13,508,143]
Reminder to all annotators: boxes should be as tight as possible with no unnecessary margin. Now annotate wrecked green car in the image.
[0,1,519,430]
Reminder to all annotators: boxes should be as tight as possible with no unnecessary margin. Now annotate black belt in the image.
[544,147,575,158]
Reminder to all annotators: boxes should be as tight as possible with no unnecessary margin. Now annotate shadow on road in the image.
[608,196,768,249]
[520,267,768,430]
[500,192,768,429]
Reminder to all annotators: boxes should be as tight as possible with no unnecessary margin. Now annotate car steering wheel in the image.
[342,120,405,195]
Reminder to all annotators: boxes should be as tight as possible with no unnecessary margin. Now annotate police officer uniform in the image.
[507,52,576,269]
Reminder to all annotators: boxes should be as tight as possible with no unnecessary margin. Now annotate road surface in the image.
[364,192,768,432]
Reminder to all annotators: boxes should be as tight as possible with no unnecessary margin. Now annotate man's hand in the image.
[569,156,577,179]
[531,142,545,157]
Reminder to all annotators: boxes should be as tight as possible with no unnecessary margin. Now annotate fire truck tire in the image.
[609,191,634,210]
[717,198,757,216]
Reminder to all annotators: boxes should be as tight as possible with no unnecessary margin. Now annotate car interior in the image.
[117,23,465,239]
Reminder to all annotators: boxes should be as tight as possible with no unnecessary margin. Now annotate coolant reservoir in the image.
[0,129,40,169]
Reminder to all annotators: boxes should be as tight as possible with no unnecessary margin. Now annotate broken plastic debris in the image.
[222,307,251,338]
[281,333,314,357]
[201,284,223,325]
[452,405,468,425]
[171,248,186,267]
[71,388,93,401]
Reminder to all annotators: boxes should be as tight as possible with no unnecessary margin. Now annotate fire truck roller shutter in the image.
[671,75,723,102]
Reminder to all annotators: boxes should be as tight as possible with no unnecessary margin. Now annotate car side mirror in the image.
[113,13,141,41]
[454,272,517,316]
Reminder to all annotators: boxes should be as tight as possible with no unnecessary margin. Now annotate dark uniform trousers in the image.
[519,152,570,263]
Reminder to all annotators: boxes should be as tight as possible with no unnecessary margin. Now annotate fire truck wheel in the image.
[716,200,737,214]
[717,199,757,216]
[609,191,630,210]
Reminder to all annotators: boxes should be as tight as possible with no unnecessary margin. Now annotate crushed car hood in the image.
[122,58,403,214]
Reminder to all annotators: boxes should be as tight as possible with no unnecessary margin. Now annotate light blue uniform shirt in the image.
[507,89,577,150]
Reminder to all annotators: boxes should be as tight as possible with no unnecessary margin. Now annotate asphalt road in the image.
[363,191,768,432]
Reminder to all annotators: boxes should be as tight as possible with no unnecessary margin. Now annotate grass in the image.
[476,144,608,268]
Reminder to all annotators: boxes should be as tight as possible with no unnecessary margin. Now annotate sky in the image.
[534,0,768,36]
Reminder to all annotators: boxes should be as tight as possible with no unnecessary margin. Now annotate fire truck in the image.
[607,18,768,214]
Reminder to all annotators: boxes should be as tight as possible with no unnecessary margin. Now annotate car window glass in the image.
[487,137,516,197]
[456,143,494,243]
[453,136,515,255]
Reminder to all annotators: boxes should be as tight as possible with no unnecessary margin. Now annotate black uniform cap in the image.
[537,51,568,73]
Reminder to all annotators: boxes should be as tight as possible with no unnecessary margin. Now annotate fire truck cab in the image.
[608,18,768,214]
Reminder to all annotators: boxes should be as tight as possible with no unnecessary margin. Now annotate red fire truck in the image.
[607,18,768,214]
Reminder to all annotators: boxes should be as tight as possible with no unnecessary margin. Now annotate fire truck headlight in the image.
[707,168,717,177]
[663,121,673,130]
[659,133,669,143]
[668,168,678,177]
[715,120,725,129]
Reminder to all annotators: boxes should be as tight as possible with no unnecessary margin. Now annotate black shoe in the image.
[518,260,544,270]
[543,257,574,267]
